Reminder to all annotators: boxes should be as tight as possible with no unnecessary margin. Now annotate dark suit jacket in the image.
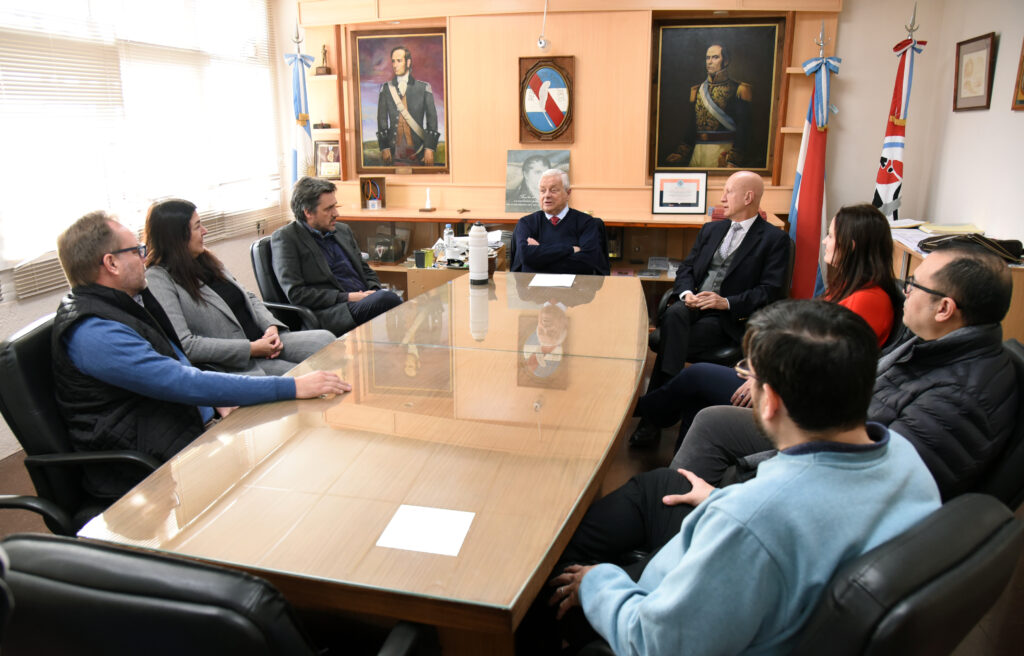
[672,217,790,342]
[270,221,382,335]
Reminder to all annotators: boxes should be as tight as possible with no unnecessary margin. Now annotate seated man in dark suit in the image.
[271,177,402,336]
[631,170,789,445]
[512,170,609,275]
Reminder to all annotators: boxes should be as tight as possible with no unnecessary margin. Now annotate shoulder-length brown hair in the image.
[824,203,902,313]
[144,199,225,302]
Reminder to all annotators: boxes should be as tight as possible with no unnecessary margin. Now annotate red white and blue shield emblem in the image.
[524,66,569,134]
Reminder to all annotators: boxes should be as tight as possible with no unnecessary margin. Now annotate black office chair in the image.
[509,216,611,275]
[0,544,12,645]
[647,237,795,368]
[580,494,1024,656]
[0,533,422,656]
[792,493,1024,655]
[0,315,159,536]
[976,339,1024,509]
[250,235,322,331]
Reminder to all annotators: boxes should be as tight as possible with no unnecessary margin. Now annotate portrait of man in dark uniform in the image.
[653,22,783,173]
[353,30,447,172]
[377,45,440,166]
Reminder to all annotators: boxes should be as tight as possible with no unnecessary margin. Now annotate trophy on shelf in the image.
[315,45,332,75]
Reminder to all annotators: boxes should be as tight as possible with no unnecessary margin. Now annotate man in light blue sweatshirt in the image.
[549,300,941,655]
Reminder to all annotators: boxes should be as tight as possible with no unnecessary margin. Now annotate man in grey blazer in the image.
[272,177,402,336]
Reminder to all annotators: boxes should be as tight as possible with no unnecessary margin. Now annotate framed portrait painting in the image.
[954,33,996,111]
[314,140,341,179]
[651,20,785,174]
[351,29,448,173]
[1011,37,1024,111]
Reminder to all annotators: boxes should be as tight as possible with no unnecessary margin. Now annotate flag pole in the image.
[788,25,840,299]
[872,3,926,221]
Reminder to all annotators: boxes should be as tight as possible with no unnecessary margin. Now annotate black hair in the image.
[929,244,1012,326]
[743,299,878,433]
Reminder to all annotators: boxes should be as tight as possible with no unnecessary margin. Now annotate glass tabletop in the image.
[78,271,647,614]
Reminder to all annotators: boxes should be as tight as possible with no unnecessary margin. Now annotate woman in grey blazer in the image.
[144,199,334,376]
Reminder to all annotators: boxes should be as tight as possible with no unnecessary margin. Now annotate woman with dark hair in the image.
[144,199,335,376]
[632,202,903,448]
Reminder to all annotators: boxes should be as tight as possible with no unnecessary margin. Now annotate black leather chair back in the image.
[0,545,12,645]
[792,493,1024,656]
[977,339,1024,508]
[250,235,288,305]
[1,533,317,656]
[0,315,87,533]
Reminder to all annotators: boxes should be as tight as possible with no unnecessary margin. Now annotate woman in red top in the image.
[632,203,903,448]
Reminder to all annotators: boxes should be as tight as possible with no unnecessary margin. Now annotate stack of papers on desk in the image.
[919,223,983,235]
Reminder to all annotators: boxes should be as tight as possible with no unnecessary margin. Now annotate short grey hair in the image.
[538,168,570,191]
[57,211,119,287]
[291,176,337,223]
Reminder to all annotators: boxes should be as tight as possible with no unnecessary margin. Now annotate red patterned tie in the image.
[549,215,559,226]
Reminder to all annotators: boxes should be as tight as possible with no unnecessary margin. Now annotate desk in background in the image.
[79,272,648,655]
[892,238,1024,342]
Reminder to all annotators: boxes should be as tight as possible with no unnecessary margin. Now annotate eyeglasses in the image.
[107,244,147,260]
[734,358,757,381]
[900,275,948,299]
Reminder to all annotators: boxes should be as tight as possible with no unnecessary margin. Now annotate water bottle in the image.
[468,222,488,285]
[443,223,458,262]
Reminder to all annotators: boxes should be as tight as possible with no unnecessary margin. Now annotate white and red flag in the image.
[788,53,840,299]
[872,37,926,221]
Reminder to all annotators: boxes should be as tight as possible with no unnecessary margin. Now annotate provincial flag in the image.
[789,54,840,299]
[524,67,569,134]
[872,38,926,221]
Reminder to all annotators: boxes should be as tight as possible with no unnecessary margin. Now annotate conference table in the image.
[78,271,648,654]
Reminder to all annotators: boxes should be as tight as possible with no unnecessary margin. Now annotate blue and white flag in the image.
[285,51,315,184]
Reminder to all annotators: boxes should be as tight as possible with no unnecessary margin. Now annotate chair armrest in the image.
[377,621,423,656]
[656,288,677,322]
[25,450,161,473]
[262,301,321,331]
[0,494,74,535]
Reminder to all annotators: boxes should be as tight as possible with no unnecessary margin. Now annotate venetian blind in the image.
[0,0,285,299]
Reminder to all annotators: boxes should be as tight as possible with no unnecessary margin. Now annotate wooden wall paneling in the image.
[447,11,652,189]
[300,1,843,25]
[332,25,348,180]
[772,12,797,186]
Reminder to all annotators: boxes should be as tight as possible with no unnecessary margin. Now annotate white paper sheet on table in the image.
[376,504,475,557]
[529,273,575,287]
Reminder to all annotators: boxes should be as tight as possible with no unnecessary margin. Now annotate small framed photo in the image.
[1012,37,1024,111]
[652,171,708,215]
[954,33,996,111]
[315,140,341,179]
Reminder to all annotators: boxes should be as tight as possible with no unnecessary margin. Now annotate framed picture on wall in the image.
[519,57,574,143]
[651,19,785,175]
[1012,37,1024,111]
[504,149,570,213]
[954,32,996,111]
[314,140,341,179]
[351,28,448,173]
[652,171,708,214]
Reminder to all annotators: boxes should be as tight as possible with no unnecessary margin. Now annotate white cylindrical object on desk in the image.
[468,221,488,285]
[469,284,488,341]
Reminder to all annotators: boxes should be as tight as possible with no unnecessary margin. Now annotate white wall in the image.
[829,0,1024,239]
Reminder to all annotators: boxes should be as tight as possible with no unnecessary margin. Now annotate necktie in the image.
[549,215,559,226]
[719,222,743,258]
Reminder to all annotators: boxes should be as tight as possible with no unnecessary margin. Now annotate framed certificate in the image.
[652,171,708,214]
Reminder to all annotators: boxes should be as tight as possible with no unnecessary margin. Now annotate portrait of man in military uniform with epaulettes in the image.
[376,45,440,167]
[654,23,781,173]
